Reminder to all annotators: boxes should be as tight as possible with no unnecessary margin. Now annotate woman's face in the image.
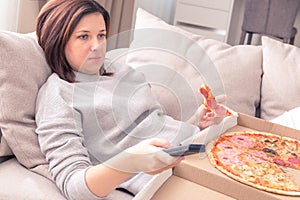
[65,12,107,75]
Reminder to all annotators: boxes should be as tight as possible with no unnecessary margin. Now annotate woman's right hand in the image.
[86,139,183,197]
[105,138,184,175]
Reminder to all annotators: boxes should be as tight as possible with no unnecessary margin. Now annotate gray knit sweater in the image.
[35,61,200,200]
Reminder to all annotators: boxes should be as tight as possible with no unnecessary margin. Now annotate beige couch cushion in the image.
[0,31,51,176]
[0,158,66,200]
[260,36,300,120]
[122,8,262,120]
[0,128,13,162]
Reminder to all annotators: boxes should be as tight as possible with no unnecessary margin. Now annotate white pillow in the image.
[270,107,300,130]
[261,36,300,120]
[120,8,262,120]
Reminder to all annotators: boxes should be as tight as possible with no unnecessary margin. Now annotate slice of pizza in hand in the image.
[199,84,238,117]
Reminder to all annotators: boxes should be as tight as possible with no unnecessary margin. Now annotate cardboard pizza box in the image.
[134,168,235,200]
[148,113,300,200]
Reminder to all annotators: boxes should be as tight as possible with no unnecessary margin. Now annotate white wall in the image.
[0,0,19,32]
[0,0,42,33]
[133,0,300,47]
[134,0,176,25]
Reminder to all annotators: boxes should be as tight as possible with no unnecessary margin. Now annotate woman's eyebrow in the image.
[75,30,90,33]
[75,29,106,33]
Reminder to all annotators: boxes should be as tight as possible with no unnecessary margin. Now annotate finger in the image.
[212,116,224,124]
[215,94,227,103]
[148,157,184,175]
[197,104,208,117]
[148,167,170,175]
[160,158,183,170]
[205,111,214,118]
[155,150,182,165]
[147,138,171,148]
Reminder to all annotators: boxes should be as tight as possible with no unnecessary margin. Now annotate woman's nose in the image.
[90,39,100,51]
[90,40,99,51]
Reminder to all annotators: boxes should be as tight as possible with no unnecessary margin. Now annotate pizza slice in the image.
[232,161,300,194]
[199,84,238,117]
[259,136,300,170]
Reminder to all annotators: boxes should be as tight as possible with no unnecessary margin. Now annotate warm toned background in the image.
[1,0,300,47]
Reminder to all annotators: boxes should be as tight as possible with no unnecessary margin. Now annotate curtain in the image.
[96,0,136,49]
[17,0,45,33]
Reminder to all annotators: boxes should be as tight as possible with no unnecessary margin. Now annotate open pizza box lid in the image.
[134,113,300,200]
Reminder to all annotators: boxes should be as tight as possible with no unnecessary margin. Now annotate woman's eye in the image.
[98,34,106,38]
[79,35,88,40]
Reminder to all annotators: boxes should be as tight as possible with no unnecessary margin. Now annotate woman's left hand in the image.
[186,95,226,130]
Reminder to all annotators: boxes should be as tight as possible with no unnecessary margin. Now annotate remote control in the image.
[163,144,205,157]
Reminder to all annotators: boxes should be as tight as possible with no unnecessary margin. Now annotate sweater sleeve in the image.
[35,75,104,200]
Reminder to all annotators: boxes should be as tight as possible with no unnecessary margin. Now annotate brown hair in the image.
[36,0,110,82]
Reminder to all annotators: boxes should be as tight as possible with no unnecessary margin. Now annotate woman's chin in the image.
[79,63,103,74]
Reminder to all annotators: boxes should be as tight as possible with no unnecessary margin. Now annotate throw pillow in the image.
[270,106,300,130]
[0,128,14,163]
[260,36,300,120]
[0,31,51,177]
[122,8,262,120]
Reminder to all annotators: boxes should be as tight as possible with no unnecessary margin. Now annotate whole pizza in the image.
[208,131,300,196]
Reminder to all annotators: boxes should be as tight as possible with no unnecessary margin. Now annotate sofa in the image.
[1,8,300,199]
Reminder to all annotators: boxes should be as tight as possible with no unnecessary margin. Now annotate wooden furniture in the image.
[239,0,300,45]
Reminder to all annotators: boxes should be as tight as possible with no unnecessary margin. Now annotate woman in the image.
[35,0,217,199]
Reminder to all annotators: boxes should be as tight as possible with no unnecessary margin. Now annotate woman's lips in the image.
[88,57,101,60]
[87,57,102,63]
